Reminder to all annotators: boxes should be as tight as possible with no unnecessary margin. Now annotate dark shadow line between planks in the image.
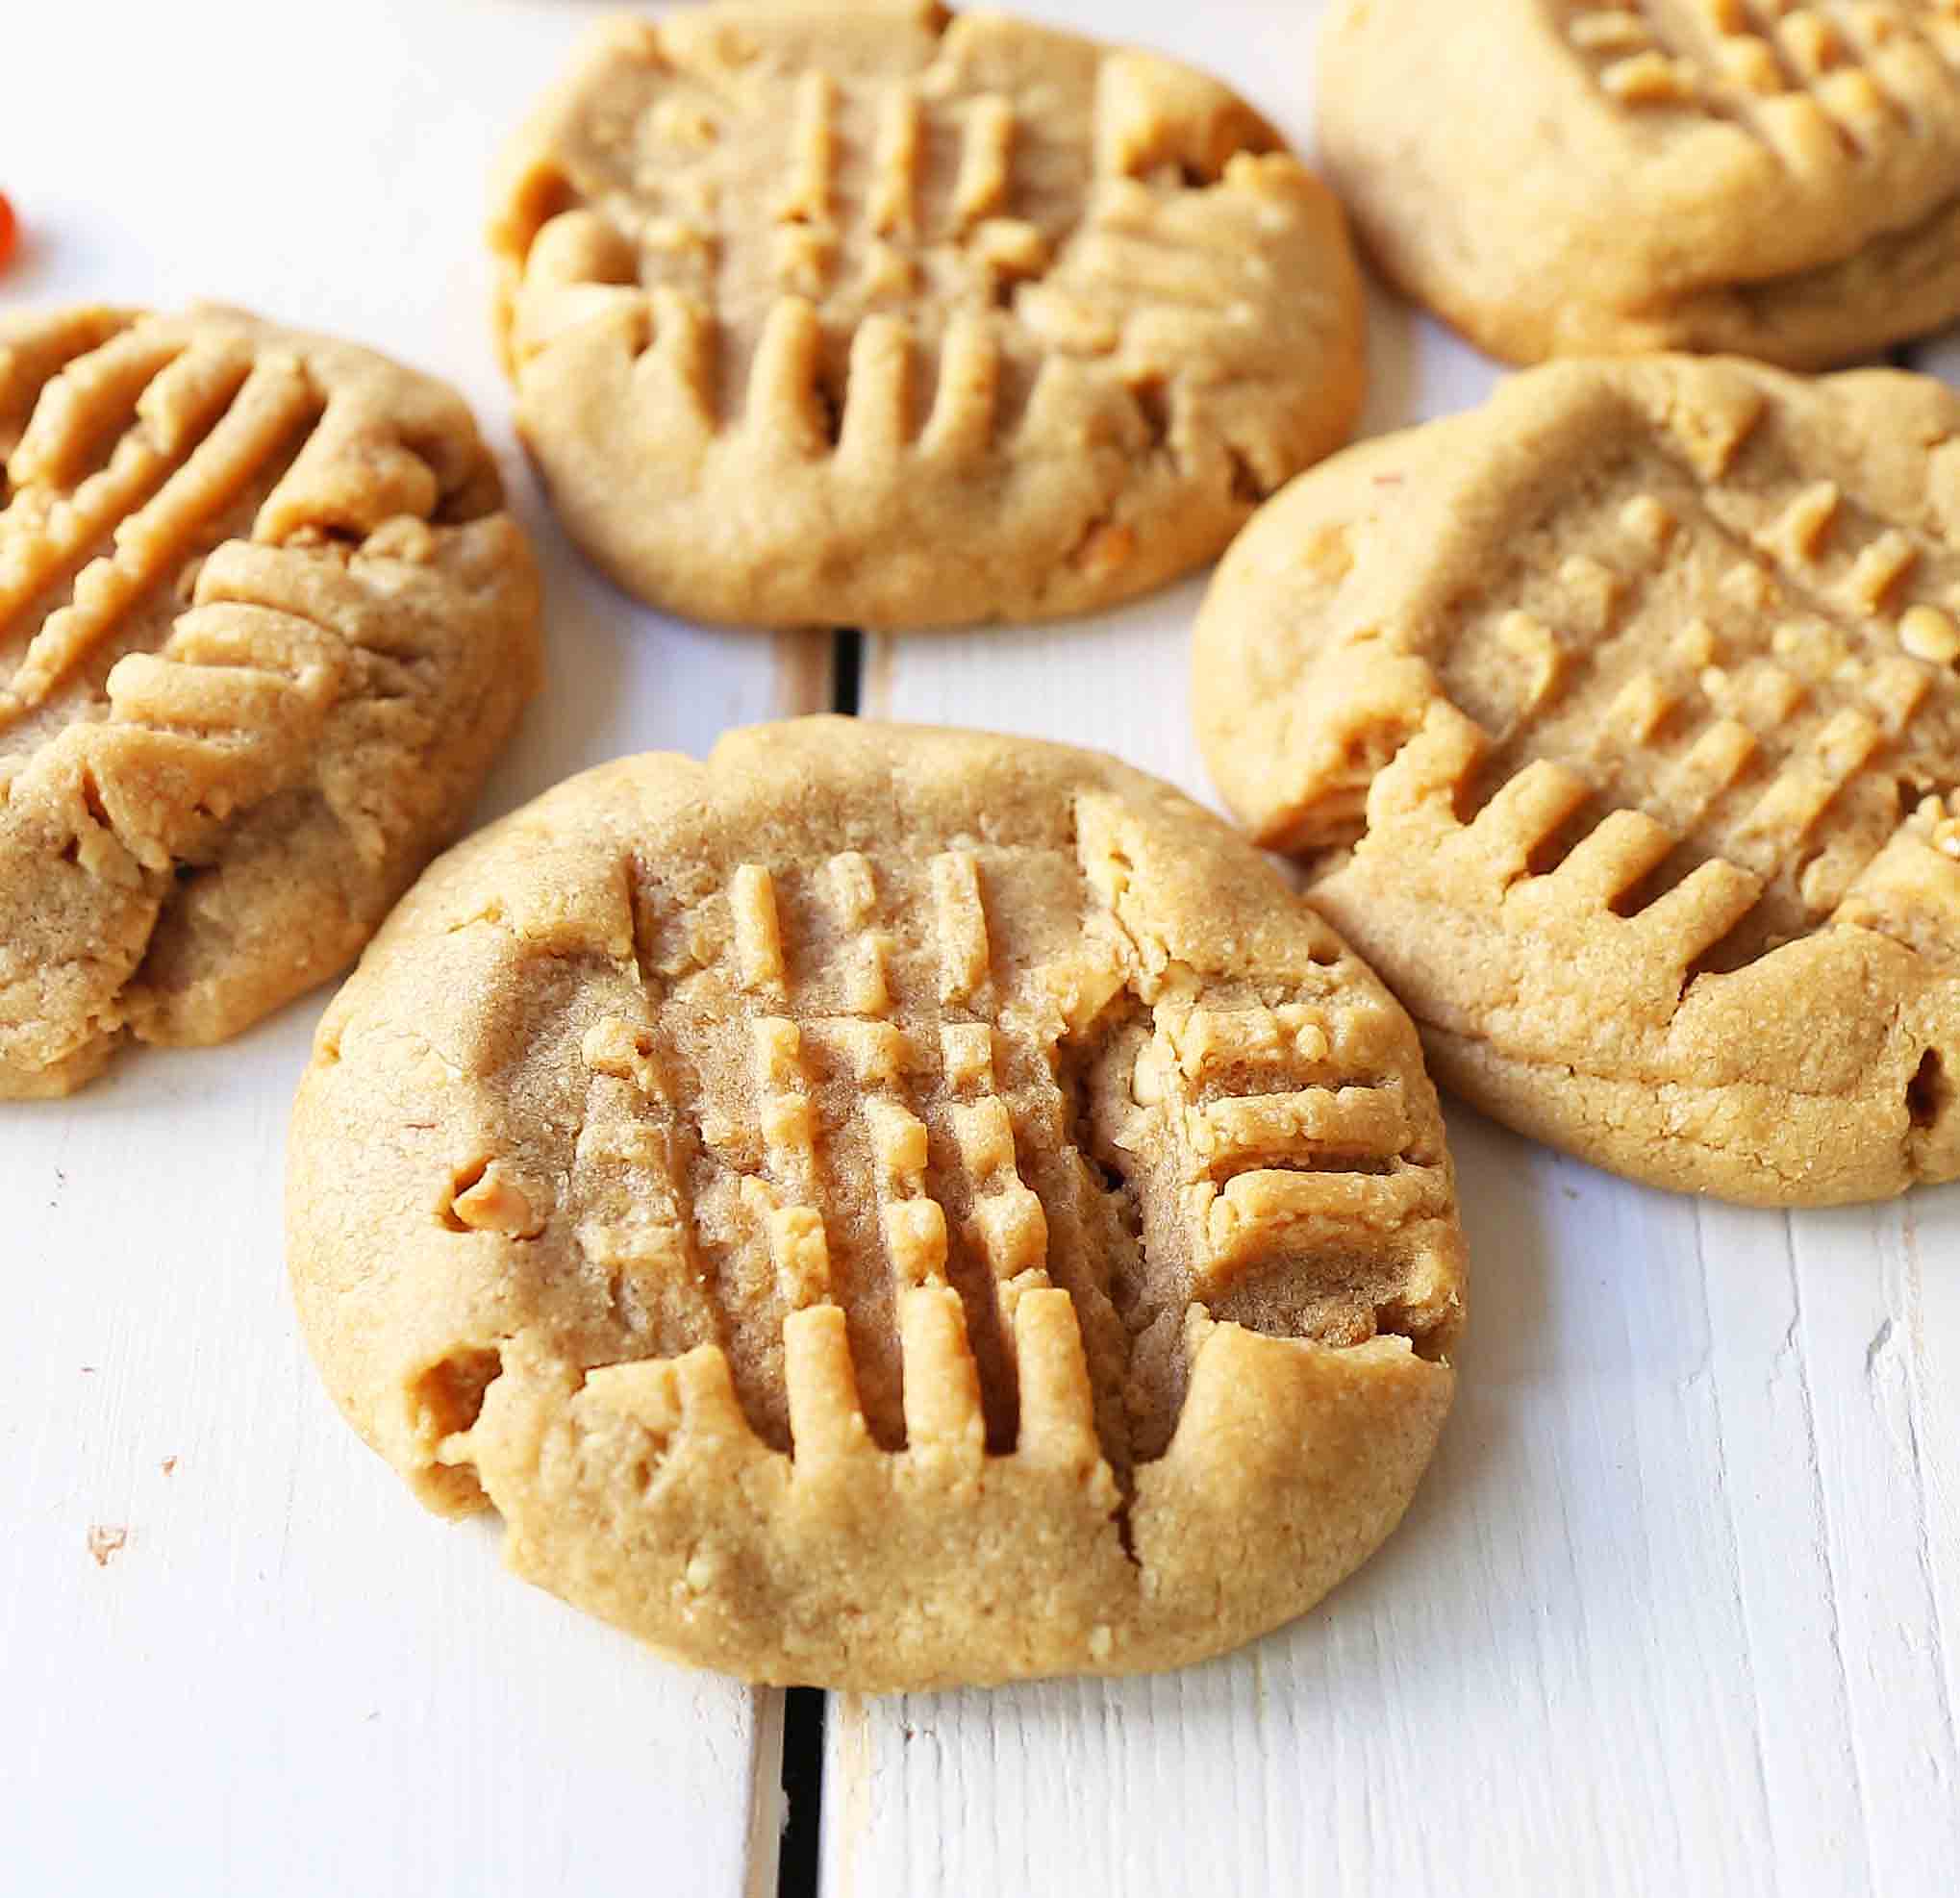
[832,629,866,717]
[776,1684,828,1898]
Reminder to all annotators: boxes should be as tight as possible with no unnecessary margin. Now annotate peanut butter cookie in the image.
[1319,0,1960,368]
[1195,355,1960,1205]
[0,305,540,1096]
[490,2,1364,630]
[289,719,1465,1688]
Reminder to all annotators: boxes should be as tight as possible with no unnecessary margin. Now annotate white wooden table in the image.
[5,5,1956,1894]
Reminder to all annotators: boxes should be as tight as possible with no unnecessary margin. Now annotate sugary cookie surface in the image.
[491,1,1364,629]
[1196,355,1960,1204]
[1320,0,1960,367]
[289,719,1465,1688]
[0,306,540,1095]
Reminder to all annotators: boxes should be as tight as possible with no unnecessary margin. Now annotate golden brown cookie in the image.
[1195,355,1960,1206]
[490,2,1365,631]
[0,305,541,1096]
[288,719,1466,1689]
[1319,0,1960,369]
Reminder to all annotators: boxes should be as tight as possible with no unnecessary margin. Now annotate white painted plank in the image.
[1787,1203,1960,1890]
[1676,1188,1960,1896]
[837,7,1960,1895]
[2,4,819,1894]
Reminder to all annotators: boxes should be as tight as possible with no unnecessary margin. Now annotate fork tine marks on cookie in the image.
[1759,478,1841,569]
[1602,669,1678,747]
[951,93,1016,232]
[1495,610,1568,717]
[1726,706,1884,874]
[508,285,650,379]
[815,855,1002,1461]
[135,337,261,456]
[1459,758,1595,885]
[828,848,896,1019]
[102,649,328,737]
[1651,718,1760,833]
[746,298,830,456]
[1149,998,1435,1310]
[1011,1288,1100,1471]
[6,325,187,487]
[638,288,716,443]
[1852,9,1960,116]
[1060,223,1240,320]
[0,309,136,447]
[921,313,1000,462]
[157,601,334,680]
[189,539,434,662]
[898,1286,986,1463]
[952,1097,1051,1301]
[0,339,246,648]
[1842,528,1919,615]
[8,356,320,712]
[827,849,876,932]
[1825,61,1899,147]
[1627,855,1765,964]
[930,848,993,1004]
[1160,1004,1339,1090]
[748,1015,836,1311]
[575,1012,725,1354]
[1200,1168,1431,1289]
[1863,652,1934,735]
[671,1331,760,1451]
[838,314,913,462]
[1191,1086,1409,1176]
[783,1304,871,1470]
[4,300,537,1106]
[867,1095,950,1292]
[256,373,442,544]
[114,353,317,556]
[777,71,840,226]
[940,1021,994,1096]
[1368,701,1488,827]
[1549,807,1679,908]
[731,863,789,999]
[868,86,924,238]
[937,1015,1055,1386]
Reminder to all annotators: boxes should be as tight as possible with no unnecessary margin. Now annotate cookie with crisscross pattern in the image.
[288,719,1466,1687]
[1196,354,1960,1204]
[1319,0,1960,367]
[490,2,1364,630]
[0,304,540,1096]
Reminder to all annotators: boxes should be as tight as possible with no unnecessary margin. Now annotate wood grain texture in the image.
[0,5,825,1893]
[835,6,1960,1893]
